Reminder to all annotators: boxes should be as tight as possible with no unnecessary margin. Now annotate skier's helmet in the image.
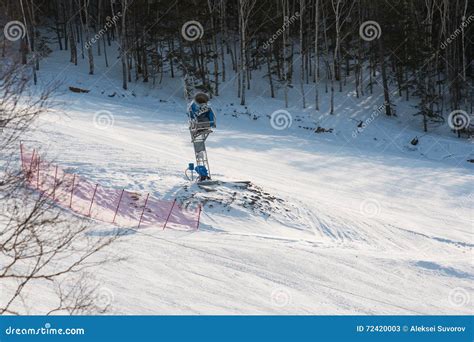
[194,92,209,104]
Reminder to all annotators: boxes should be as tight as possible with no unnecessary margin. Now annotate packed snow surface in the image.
[17,48,474,314]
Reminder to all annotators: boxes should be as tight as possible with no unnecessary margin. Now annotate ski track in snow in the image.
[13,49,474,314]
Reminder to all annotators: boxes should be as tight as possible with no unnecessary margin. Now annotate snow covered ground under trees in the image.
[18,47,474,314]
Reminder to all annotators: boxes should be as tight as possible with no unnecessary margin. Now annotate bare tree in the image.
[314,0,320,110]
[84,0,94,75]
[238,0,257,106]
[299,0,306,108]
[282,0,289,108]
[0,61,120,315]
[111,0,128,90]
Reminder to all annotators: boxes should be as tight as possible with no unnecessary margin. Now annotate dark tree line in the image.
[1,0,473,134]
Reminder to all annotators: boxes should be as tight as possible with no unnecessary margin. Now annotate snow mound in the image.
[175,181,305,230]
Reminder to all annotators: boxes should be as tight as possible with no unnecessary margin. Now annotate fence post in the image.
[88,184,99,217]
[137,193,150,228]
[28,149,36,179]
[20,142,24,172]
[52,165,58,199]
[196,205,202,230]
[37,156,40,189]
[163,199,177,230]
[112,189,125,223]
[69,174,76,209]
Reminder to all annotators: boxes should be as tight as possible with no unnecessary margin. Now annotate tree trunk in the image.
[299,0,306,108]
[378,38,392,116]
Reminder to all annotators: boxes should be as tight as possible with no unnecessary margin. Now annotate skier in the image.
[187,92,216,132]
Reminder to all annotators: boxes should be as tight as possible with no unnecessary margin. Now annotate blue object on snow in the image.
[188,101,216,128]
[188,163,194,171]
[208,109,216,127]
[194,165,209,177]
[188,102,201,119]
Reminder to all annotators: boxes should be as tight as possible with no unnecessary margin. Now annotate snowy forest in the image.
[2,0,473,134]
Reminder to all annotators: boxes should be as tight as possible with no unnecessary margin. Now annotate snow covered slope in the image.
[18,48,474,314]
